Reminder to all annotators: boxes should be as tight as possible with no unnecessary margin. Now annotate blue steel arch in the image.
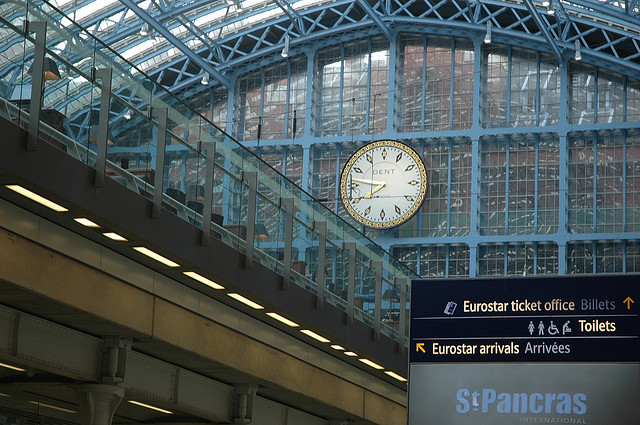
[3,0,640,144]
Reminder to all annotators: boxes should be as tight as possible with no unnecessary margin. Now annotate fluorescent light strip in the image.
[300,329,330,343]
[330,344,345,351]
[74,217,100,227]
[0,362,25,372]
[29,401,76,414]
[5,185,68,212]
[266,312,299,327]
[227,293,264,310]
[183,271,225,290]
[344,351,358,357]
[128,400,173,414]
[384,371,408,382]
[103,232,127,241]
[133,247,180,268]
[358,358,384,370]
[0,393,9,397]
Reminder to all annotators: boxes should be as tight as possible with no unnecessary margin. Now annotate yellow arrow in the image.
[416,343,425,353]
[623,296,635,309]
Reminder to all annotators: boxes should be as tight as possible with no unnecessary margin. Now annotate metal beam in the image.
[523,0,565,64]
[273,0,305,34]
[118,0,232,88]
[356,0,392,40]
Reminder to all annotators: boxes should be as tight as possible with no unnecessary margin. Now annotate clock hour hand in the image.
[364,182,386,198]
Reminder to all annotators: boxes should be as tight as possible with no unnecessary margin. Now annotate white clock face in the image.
[340,140,428,229]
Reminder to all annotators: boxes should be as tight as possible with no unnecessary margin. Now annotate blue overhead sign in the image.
[410,275,640,362]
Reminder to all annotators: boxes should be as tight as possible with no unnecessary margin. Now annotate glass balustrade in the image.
[0,0,418,346]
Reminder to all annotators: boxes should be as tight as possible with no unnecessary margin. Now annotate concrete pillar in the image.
[76,384,124,425]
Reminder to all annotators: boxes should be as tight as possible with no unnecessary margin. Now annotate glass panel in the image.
[289,57,307,138]
[627,77,640,122]
[506,243,534,276]
[398,35,424,133]
[316,46,342,137]
[452,39,474,130]
[597,70,624,124]
[595,131,624,232]
[391,246,418,274]
[626,241,640,273]
[507,134,536,234]
[425,37,451,131]
[482,45,508,128]
[370,37,389,134]
[479,136,507,235]
[568,132,595,233]
[567,242,594,274]
[627,131,640,232]
[569,62,595,125]
[449,245,470,277]
[342,40,370,136]
[235,70,262,142]
[537,135,560,234]
[478,244,505,276]
[510,48,537,127]
[419,245,447,277]
[421,139,449,237]
[595,241,623,273]
[540,54,560,126]
[536,242,558,275]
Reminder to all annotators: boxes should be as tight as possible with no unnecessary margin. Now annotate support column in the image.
[76,384,124,425]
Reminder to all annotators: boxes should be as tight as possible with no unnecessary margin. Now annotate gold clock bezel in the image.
[339,140,428,229]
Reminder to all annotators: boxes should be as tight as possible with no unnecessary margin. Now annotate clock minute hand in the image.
[352,177,385,185]
[364,182,386,198]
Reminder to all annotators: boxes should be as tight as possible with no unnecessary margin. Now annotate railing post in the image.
[93,68,112,188]
[26,21,47,151]
[344,242,356,325]
[150,107,167,219]
[282,198,294,290]
[244,171,257,269]
[372,261,382,340]
[202,142,215,245]
[313,220,327,308]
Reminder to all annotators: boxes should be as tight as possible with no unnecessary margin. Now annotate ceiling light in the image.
[0,393,9,397]
[74,218,100,228]
[133,247,180,268]
[124,109,132,120]
[541,0,550,6]
[140,23,150,36]
[384,371,408,382]
[300,329,330,343]
[574,40,582,61]
[484,21,492,44]
[5,185,68,212]
[281,34,290,58]
[266,312,299,327]
[128,400,173,414]
[183,271,225,290]
[358,358,384,370]
[344,351,358,357]
[201,73,210,85]
[0,362,25,372]
[103,232,127,241]
[227,293,264,310]
[330,345,346,351]
[29,401,76,414]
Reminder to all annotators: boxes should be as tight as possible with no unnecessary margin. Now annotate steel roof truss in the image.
[523,0,564,64]
[119,0,232,88]
[356,0,392,40]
